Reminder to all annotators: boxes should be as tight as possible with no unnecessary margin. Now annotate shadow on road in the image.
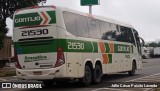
[14,73,141,91]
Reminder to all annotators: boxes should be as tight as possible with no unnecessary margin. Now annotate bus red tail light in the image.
[53,47,65,68]
[14,48,22,69]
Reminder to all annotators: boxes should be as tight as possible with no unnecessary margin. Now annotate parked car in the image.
[141,47,150,59]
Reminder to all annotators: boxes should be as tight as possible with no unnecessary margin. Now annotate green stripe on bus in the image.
[104,43,110,53]
[47,11,56,24]
[14,39,134,54]
[14,40,57,54]
[131,45,134,53]
[66,39,93,52]
[114,44,131,53]
[92,42,98,52]
[108,54,112,63]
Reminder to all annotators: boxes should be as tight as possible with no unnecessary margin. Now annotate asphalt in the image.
[0,58,160,91]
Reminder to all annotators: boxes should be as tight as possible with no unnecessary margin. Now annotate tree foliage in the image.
[0,0,46,49]
[145,41,160,47]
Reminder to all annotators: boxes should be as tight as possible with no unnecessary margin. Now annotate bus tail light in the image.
[53,47,65,68]
[14,48,22,69]
[54,47,65,67]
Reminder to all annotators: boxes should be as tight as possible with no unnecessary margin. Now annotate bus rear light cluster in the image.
[53,47,65,68]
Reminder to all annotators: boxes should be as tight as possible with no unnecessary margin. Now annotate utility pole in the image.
[89,5,92,14]
[81,0,100,14]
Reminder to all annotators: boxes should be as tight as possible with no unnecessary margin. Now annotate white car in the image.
[142,47,150,59]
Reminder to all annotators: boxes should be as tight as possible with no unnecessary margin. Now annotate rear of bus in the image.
[13,6,66,80]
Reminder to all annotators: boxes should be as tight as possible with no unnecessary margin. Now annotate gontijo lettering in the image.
[15,16,41,23]
[118,46,130,52]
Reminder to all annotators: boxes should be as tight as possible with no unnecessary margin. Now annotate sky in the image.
[6,0,160,42]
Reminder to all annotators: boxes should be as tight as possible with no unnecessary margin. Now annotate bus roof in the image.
[60,7,134,29]
[15,5,135,29]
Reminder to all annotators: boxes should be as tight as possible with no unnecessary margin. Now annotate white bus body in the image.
[13,6,142,86]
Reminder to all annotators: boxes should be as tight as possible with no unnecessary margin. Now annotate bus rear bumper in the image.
[16,66,66,80]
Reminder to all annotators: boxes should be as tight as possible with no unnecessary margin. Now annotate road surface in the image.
[0,58,160,91]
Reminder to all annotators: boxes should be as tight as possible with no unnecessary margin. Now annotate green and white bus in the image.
[13,5,143,86]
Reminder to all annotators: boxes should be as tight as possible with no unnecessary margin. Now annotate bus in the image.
[13,5,143,87]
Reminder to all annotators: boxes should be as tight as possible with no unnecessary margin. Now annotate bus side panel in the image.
[66,52,94,78]
[116,54,123,72]
[66,53,79,78]
[136,56,142,69]
[133,46,142,70]
[119,53,131,72]
[107,54,117,73]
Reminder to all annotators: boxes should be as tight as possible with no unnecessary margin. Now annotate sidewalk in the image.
[0,67,16,77]
[0,76,17,82]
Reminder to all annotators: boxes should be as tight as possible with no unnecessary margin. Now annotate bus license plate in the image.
[33,71,42,75]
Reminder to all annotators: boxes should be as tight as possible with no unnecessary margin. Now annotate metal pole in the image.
[89,5,92,14]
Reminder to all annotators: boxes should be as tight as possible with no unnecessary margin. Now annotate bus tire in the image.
[43,80,55,87]
[128,61,136,76]
[80,65,92,87]
[93,65,102,84]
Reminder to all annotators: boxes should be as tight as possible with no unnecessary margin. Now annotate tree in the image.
[158,42,160,47]
[0,0,46,49]
[147,42,158,47]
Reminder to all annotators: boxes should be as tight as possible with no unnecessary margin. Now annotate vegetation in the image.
[0,0,46,49]
[145,41,160,47]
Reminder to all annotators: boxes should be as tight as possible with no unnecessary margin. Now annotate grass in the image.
[0,67,16,77]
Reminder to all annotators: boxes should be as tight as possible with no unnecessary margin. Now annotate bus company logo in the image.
[14,11,56,27]
[118,46,130,52]
[15,16,41,23]
[24,55,48,62]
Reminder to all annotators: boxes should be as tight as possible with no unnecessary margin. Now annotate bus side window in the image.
[133,29,141,54]
[63,11,78,36]
[100,22,118,41]
[101,23,118,41]
[100,21,110,40]
[88,18,101,39]
[118,26,136,46]
[76,15,89,37]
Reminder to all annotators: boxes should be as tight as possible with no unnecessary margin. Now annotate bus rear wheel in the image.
[128,61,136,76]
[80,65,92,87]
[92,65,102,84]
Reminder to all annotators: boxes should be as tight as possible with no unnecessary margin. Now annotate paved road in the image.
[0,58,160,91]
